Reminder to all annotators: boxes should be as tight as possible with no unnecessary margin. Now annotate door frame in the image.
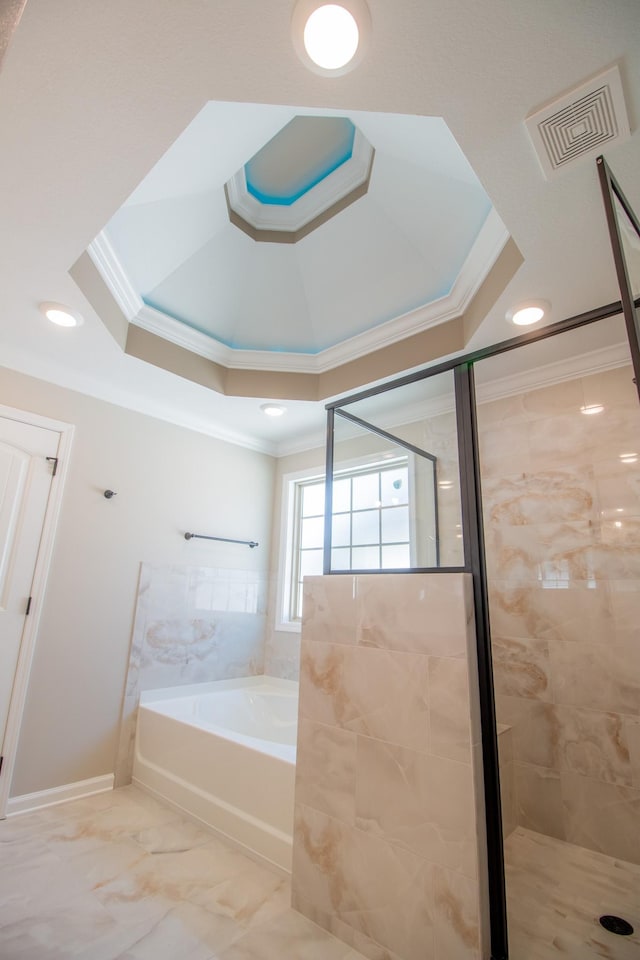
[0,404,74,817]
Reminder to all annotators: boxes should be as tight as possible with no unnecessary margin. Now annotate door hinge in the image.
[46,456,59,476]
[25,596,32,616]
[0,756,3,776]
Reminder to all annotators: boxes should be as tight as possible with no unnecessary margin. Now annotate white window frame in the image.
[276,451,417,633]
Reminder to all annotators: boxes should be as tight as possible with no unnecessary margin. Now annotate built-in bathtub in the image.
[132,676,298,871]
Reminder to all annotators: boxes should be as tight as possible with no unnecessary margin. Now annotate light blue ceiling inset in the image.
[101,103,500,356]
[244,116,355,206]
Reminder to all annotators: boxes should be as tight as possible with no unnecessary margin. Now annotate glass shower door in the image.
[475,315,640,958]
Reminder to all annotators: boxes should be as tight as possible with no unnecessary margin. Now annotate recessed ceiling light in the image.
[580,403,604,415]
[39,301,83,328]
[506,299,550,326]
[292,0,371,76]
[260,403,287,417]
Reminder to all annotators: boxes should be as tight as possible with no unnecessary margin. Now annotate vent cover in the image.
[526,65,630,179]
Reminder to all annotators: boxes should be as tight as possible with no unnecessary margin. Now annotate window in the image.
[281,457,410,625]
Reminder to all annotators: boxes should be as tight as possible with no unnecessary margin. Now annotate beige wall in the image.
[1,367,275,797]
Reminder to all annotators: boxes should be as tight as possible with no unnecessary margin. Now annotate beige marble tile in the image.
[492,636,553,701]
[549,638,640,715]
[295,718,357,825]
[481,467,599,527]
[594,456,640,516]
[561,772,640,863]
[505,826,640,960]
[483,522,542,580]
[218,908,355,960]
[432,865,482,960]
[356,574,472,658]
[354,737,477,877]
[291,892,405,960]
[488,579,613,644]
[299,640,430,753]
[499,758,517,839]
[627,716,640,788]
[514,763,565,840]
[477,421,532,478]
[495,697,560,770]
[113,901,241,959]
[302,576,358,645]
[556,705,633,786]
[293,804,434,960]
[428,657,472,762]
[609,578,640,640]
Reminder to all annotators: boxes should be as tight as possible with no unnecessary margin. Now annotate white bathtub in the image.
[132,676,298,871]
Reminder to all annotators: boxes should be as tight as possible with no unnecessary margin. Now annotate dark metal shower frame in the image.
[321,156,640,960]
[597,155,640,404]
[328,406,441,570]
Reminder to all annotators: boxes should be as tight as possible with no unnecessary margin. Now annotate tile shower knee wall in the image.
[292,573,489,960]
[115,562,267,786]
[477,365,640,864]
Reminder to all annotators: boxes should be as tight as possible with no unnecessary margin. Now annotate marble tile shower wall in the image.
[292,573,489,960]
[115,563,267,786]
[477,365,640,864]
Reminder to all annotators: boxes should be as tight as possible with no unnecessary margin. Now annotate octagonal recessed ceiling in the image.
[225,115,374,242]
[83,101,511,378]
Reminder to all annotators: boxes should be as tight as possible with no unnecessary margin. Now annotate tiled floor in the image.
[2,789,639,960]
[505,827,640,960]
[0,786,366,960]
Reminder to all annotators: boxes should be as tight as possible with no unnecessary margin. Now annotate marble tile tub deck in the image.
[0,787,367,960]
[1,787,638,959]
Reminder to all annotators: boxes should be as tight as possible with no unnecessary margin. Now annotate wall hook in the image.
[103,489,117,499]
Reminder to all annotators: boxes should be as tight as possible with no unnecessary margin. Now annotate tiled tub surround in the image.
[116,563,268,787]
[292,573,489,960]
[477,365,640,863]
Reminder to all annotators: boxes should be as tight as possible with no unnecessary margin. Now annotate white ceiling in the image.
[0,0,639,456]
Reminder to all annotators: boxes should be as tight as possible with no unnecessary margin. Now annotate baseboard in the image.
[5,774,114,817]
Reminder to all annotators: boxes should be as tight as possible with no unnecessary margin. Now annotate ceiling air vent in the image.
[525,65,630,179]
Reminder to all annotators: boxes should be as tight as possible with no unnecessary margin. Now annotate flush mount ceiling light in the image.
[39,301,83,328]
[292,0,371,77]
[260,403,287,417]
[506,299,550,326]
[580,403,604,415]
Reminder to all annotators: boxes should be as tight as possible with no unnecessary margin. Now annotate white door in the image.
[0,418,60,784]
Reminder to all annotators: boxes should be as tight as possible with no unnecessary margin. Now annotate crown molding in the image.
[87,232,142,320]
[88,207,509,376]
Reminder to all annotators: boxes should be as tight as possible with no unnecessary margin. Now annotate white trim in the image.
[275,464,324,634]
[227,128,373,233]
[475,341,630,405]
[0,405,75,818]
[5,774,114,817]
[89,210,509,374]
[87,232,142,320]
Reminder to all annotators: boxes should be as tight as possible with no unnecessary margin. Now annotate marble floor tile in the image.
[505,827,640,960]
[218,909,355,959]
[0,787,367,960]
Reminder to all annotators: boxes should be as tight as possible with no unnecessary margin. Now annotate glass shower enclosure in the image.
[321,157,640,959]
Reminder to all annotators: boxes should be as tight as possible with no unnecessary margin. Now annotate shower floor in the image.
[505,827,640,959]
